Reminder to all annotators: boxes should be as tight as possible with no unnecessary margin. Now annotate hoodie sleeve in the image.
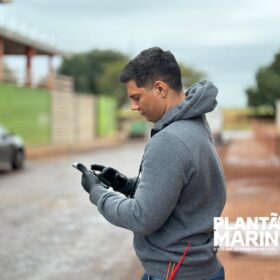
[90,132,195,235]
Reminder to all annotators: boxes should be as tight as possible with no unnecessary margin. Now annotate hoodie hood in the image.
[152,80,218,135]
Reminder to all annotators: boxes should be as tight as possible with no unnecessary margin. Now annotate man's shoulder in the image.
[149,124,189,151]
[151,117,208,150]
[145,129,194,165]
[159,119,199,139]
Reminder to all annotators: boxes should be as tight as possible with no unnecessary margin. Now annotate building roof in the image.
[0,25,70,57]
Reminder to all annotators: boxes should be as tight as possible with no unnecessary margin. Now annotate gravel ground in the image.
[0,140,145,280]
[1,133,280,280]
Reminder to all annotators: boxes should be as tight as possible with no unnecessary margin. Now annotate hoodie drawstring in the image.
[165,242,191,280]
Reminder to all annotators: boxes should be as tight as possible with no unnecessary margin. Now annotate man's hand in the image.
[91,164,128,191]
[77,163,102,193]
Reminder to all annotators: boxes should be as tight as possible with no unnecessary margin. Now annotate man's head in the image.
[120,47,184,122]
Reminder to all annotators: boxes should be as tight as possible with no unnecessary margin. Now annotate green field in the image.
[97,95,117,137]
[0,83,51,145]
[223,106,275,130]
[223,108,252,130]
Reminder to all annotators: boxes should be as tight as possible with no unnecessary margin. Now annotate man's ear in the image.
[154,81,168,98]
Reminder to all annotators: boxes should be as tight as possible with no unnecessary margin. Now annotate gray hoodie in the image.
[90,80,226,280]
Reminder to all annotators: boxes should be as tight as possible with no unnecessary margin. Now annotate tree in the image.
[58,49,205,107]
[3,63,17,84]
[58,50,129,106]
[180,64,205,90]
[246,51,280,115]
[97,60,128,107]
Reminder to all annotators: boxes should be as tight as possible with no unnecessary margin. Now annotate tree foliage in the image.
[180,64,205,90]
[246,51,280,115]
[58,49,129,106]
[3,63,17,84]
[58,49,205,107]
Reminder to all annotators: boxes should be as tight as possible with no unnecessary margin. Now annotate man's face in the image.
[126,80,164,123]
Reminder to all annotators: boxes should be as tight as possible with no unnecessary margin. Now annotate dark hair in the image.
[120,47,182,92]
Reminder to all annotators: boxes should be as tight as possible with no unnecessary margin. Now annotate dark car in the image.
[0,125,25,170]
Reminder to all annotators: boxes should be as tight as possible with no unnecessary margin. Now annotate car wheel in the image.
[12,149,24,170]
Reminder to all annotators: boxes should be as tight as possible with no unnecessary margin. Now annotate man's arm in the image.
[89,132,195,235]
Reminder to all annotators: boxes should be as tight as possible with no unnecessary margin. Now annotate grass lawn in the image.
[223,106,275,130]
[0,83,51,145]
[223,108,252,130]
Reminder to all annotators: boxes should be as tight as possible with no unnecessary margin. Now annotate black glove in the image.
[91,164,128,191]
[76,163,102,193]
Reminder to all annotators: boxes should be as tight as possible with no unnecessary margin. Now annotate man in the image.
[79,47,226,280]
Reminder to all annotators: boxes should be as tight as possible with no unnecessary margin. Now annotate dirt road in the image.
[217,134,280,280]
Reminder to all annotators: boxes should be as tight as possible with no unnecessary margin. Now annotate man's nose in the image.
[131,102,139,111]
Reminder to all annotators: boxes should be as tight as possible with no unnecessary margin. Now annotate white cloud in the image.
[1,0,280,107]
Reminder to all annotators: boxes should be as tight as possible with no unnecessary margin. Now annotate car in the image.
[0,125,25,170]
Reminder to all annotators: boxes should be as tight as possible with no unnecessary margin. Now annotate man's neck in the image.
[165,91,185,112]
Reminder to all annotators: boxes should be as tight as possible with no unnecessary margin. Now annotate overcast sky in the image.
[1,0,280,107]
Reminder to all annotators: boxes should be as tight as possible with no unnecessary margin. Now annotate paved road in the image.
[0,140,145,280]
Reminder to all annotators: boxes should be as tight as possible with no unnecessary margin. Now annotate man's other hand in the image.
[91,164,128,191]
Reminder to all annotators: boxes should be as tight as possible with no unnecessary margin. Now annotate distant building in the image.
[0,23,69,90]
